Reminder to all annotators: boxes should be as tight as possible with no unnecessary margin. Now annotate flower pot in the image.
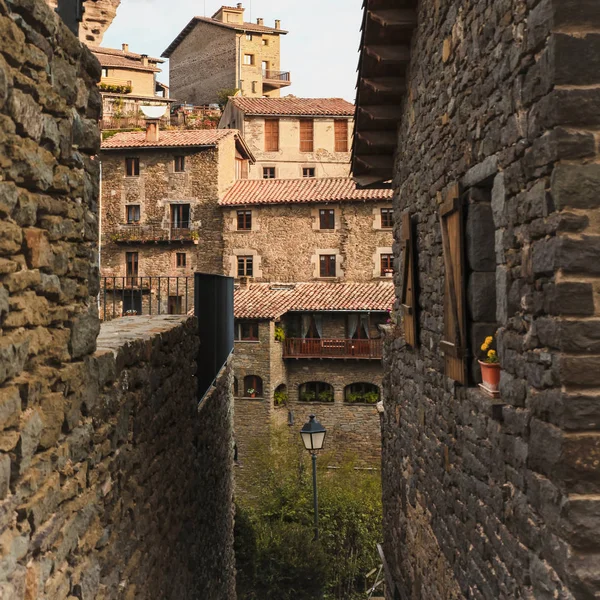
[250,393,256,398]
[479,361,501,393]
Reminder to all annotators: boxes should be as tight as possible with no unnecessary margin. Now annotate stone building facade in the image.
[162,3,290,106]
[220,177,394,466]
[353,0,600,598]
[219,96,354,180]
[99,126,253,317]
[0,2,236,597]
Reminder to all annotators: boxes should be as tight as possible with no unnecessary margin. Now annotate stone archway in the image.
[46,0,121,44]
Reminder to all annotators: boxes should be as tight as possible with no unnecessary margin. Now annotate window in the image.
[235,320,259,341]
[251,81,258,94]
[299,119,314,152]
[381,208,394,229]
[174,156,185,172]
[299,382,334,403]
[381,253,394,275]
[101,67,109,78]
[319,255,336,277]
[244,375,263,397]
[176,252,186,268]
[237,210,252,231]
[319,209,335,230]
[236,158,249,180]
[262,38,269,46]
[265,119,279,152]
[243,54,254,65]
[348,314,370,339]
[262,60,269,72]
[125,252,138,286]
[234,377,239,396]
[334,119,349,152]
[246,33,253,41]
[344,383,380,404]
[168,296,182,314]
[263,167,276,179]
[125,157,139,177]
[170,204,190,229]
[238,256,253,277]
[303,167,315,178]
[126,205,140,224]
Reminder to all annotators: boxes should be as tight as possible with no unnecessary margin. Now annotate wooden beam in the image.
[365,45,411,64]
[356,130,397,149]
[356,155,394,169]
[362,77,406,95]
[359,105,403,121]
[370,9,418,28]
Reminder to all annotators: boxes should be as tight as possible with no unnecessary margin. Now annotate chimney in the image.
[239,275,251,289]
[122,43,129,53]
[236,2,242,8]
[145,119,160,143]
[256,17,263,25]
[274,19,281,29]
[141,53,149,67]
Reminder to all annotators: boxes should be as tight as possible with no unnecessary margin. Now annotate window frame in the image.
[303,167,316,178]
[174,155,185,173]
[263,166,276,179]
[319,254,336,278]
[125,157,140,178]
[380,253,394,276]
[246,33,253,41]
[334,119,349,152]
[381,208,394,229]
[319,209,335,230]
[170,204,191,229]
[237,255,254,277]
[236,320,259,341]
[244,375,263,397]
[176,252,187,268]
[264,119,279,152]
[243,53,254,65]
[125,251,138,285]
[299,119,314,153]
[237,210,252,231]
[126,204,140,224]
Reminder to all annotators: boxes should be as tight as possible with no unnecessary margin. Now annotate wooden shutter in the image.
[300,119,314,152]
[334,119,348,152]
[265,119,279,151]
[439,183,467,384]
[400,213,418,348]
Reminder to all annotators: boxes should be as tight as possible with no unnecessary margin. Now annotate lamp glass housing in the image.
[300,415,327,451]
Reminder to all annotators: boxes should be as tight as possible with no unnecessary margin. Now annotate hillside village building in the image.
[353,0,600,598]
[220,97,354,180]
[92,45,173,129]
[162,3,290,106]
[99,124,253,316]
[220,177,394,463]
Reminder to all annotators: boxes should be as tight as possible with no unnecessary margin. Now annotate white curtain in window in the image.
[301,314,311,339]
[347,314,359,339]
[314,314,323,339]
[360,314,370,339]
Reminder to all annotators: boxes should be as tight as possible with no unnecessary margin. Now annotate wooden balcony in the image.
[283,338,383,360]
[263,70,291,90]
[108,223,198,244]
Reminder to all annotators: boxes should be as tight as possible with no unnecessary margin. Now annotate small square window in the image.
[237,210,252,231]
[174,156,185,172]
[262,39,269,46]
[246,33,253,41]
[101,68,109,78]
[319,209,335,230]
[263,167,276,179]
[238,256,254,277]
[381,254,394,276]
[243,54,254,65]
[252,81,258,94]
[381,208,394,228]
[319,255,336,277]
[126,205,140,223]
[125,157,140,177]
[303,167,316,178]
[176,252,187,268]
[236,320,259,340]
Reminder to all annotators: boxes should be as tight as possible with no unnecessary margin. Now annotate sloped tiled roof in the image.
[101,129,237,150]
[92,47,164,72]
[162,16,286,58]
[235,282,395,319]
[229,97,354,116]
[220,177,393,206]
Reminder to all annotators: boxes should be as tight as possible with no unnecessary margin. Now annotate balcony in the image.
[283,338,383,360]
[108,223,198,244]
[262,70,291,90]
[99,76,133,94]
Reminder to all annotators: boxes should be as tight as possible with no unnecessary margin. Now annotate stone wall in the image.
[222,201,394,282]
[382,0,600,598]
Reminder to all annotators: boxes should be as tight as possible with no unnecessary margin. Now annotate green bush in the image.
[364,391,380,404]
[318,390,334,403]
[299,391,315,402]
[274,390,288,407]
[274,325,286,342]
[236,427,382,600]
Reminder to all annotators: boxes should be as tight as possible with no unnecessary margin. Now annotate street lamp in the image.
[300,414,327,541]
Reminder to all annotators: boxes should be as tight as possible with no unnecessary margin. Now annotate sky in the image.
[103,0,362,102]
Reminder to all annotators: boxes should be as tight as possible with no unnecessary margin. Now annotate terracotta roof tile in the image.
[220,177,393,206]
[229,97,354,116]
[101,129,237,150]
[234,282,395,319]
[92,46,164,67]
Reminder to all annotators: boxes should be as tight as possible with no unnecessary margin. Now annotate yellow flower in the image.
[485,336,493,345]
[487,350,497,359]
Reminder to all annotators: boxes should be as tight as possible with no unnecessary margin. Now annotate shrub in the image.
[364,391,380,404]
[217,87,240,110]
[299,391,315,402]
[318,390,334,403]
[274,325,285,342]
[274,390,288,407]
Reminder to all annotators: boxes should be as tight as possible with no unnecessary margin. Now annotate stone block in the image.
[0,181,18,216]
[0,386,21,429]
[491,172,506,228]
[69,303,100,359]
[561,496,600,551]
[560,356,600,387]
[553,33,600,86]
[553,128,596,161]
[0,453,10,499]
[7,88,43,141]
[553,0,600,28]
[465,203,495,272]
[38,393,64,449]
[552,164,600,210]
[467,272,496,322]
[563,433,600,494]
[545,282,594,317]
[557,236,600,275]
[0,220,23,255]
[17,409,42,473]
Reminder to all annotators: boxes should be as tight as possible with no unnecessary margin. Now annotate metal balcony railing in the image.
[263,70,291,82]
[107,222,198,243]
[283,338,383,360]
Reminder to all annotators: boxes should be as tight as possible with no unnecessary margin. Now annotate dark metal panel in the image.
[56,0,84,36]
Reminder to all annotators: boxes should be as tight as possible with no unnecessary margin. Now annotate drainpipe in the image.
[98,159,102,311]
[237,33,243,92]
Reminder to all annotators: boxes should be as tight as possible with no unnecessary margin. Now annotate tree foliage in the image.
[235,427,382,599]
[217,88,240,110]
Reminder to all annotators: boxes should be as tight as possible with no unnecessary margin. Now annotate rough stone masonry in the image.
[0,0,235,598]
[380,0,600,598]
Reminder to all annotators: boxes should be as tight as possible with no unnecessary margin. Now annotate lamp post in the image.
[300,414,327,541]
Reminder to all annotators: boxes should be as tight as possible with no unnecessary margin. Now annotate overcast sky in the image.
[102,0,362,102]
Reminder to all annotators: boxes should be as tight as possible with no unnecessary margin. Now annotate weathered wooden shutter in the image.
[400,212,418,348]
[439,183,467,384]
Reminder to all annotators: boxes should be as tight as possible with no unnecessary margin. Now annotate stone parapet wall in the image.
[382,0,600,598]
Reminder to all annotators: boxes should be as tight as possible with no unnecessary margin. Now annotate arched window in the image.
[233,377,239,397]
[274,383,287,406]
[244,375,263,398]
[344,383,380,404]
[299,382,334,403]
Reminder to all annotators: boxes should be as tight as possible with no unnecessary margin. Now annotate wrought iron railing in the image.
[283,338,383,360]
[100,276,194,321]
[263,70,291,82]
[106,223,198,243]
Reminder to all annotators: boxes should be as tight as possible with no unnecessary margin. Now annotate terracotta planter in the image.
[479,361,501,392]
